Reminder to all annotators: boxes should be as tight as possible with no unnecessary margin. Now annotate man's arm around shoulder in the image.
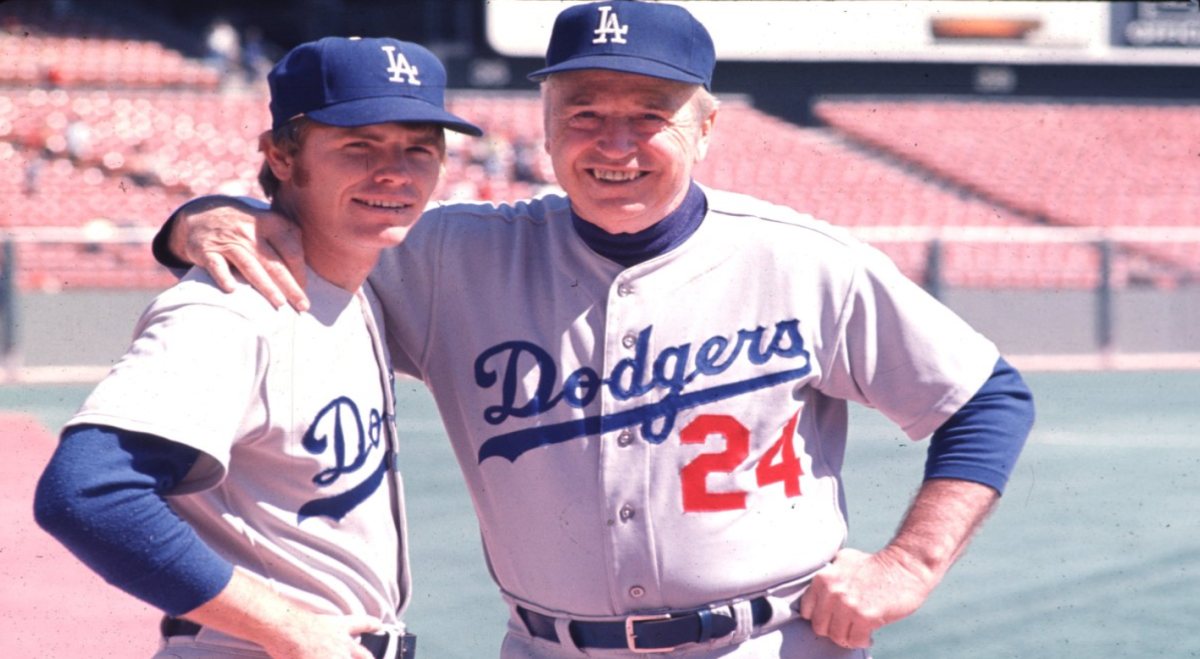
[153,196,310,311]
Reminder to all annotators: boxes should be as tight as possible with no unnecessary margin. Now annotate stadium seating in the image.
[0,2,221,89]
[814,98,1200,286]
[0,89,1130,291]
[814,99,1200,228]
[1,36,221,89]
[692,101,1109,288]
[0,0,1193,292]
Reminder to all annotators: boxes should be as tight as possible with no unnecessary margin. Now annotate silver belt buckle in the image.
[625,613,674,653]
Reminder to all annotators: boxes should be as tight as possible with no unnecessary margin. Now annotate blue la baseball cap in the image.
[527,1,715,90]
[268,36,482,136]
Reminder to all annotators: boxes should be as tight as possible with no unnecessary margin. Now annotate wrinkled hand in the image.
[798,547,936,650]
[175,199,309,311]
[182,568,384,659]
[257,612,381,659]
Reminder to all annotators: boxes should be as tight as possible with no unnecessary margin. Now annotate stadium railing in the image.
[2,225,1198,382]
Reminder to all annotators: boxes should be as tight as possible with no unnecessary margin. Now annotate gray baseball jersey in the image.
[66,268,408,657]
[370,185,996,633]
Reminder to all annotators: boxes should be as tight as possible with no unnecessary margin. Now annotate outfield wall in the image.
[949,287,1200,357]
[7,285,1199,378]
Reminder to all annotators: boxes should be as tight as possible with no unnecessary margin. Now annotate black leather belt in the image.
[161,617,413,658]
[518,598,772,653]
[161,617,203,638]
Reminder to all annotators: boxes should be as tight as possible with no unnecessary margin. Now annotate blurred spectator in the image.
[42,66,64,89]
[23,148,49,196]
[512,136,546,184]
[206,18,241,84]
[64,116,91,163]
[2,15,23,35]
[468,135,506,178]
[123,143,161,188]
[240,26,271,84]
[81,218,115,254]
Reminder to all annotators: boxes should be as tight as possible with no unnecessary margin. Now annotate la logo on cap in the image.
[592,5,629,44]
[382,45,421,85]
[526,1,715,90]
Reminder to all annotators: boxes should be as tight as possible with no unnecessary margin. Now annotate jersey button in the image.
[617,429,634,447]
[629,586,646,598]
[617,284,634,297]
[621,333,637,349]
[619,504,635,522]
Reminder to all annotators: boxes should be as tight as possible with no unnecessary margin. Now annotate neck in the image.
[303,239,377,292]
[571,181,707,267]
[573,187,691,236]
[272,197,377,293]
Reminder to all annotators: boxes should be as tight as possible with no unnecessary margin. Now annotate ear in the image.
[260,132,297,182]
[694,105,717,163]
[540,81,556,156]
[542,105,554,156]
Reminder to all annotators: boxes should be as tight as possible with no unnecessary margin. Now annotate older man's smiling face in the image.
[542,69,716,234]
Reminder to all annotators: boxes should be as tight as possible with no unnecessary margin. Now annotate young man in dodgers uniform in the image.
[156,2,1035,657]
[35,37,481,659]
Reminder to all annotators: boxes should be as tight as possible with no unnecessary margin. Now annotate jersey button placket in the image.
[603,274,661,610]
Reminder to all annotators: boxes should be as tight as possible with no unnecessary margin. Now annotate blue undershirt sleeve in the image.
[33,424,235,616]
[923,356,1035,495]
[151,209,191,270]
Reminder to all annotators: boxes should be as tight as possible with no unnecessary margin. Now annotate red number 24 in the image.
[679,412,803,513]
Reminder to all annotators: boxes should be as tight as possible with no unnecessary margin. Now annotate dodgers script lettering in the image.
[297,396,391,522]
[474,319,812,463]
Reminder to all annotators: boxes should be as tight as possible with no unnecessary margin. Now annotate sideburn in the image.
[291,157,311,188]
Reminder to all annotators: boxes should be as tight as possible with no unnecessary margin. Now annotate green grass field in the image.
[4,370,1198,658]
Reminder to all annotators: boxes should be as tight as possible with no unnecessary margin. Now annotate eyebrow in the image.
[560,90,678,112]
[405,129,443,146]
[559,91,595,107]
[333,125,441,143]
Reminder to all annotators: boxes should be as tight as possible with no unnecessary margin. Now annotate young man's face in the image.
[269,121,443,257]
[542,69,715,234]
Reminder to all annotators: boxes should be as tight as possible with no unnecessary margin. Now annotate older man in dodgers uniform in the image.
[156,2,1035,657]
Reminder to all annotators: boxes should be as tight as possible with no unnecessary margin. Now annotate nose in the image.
[595,117,636,157]
[372,149,411,184]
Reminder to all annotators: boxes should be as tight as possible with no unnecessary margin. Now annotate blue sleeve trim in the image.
[924,356,1035,495]
[152,209,192,270]
[34,425,234,616]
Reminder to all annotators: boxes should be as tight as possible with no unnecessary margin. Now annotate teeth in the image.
[591,169,641,182]
[358,199,407,209]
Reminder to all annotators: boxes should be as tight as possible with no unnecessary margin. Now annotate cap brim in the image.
[527,54,708,87]
[307,96,483,136]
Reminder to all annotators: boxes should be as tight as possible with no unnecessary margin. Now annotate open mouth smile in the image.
[589,168,645,183]
[354,198,412,211]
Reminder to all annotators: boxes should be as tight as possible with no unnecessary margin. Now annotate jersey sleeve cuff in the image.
[115,537,235,617]
[922,465,1011,496]
[152,211,192,271]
